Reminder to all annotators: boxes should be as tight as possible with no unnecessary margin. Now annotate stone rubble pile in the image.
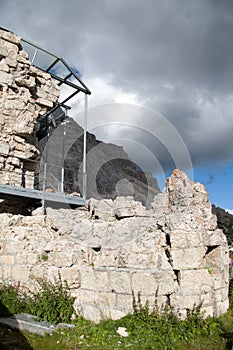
[0,28,59,187]
[0,169,229,322]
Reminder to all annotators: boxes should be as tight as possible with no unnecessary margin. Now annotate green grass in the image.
[20,311,230,349]
[1,277,233,349]
[0,305,231,350]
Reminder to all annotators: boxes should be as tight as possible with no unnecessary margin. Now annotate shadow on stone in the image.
[0,301,34,350]
[0,199,33,216]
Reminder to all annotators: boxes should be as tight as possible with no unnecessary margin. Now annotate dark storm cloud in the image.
[1,0,233,171]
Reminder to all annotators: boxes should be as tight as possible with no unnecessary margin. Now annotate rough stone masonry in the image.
[0,28,229,322]
[0,28,59,187]
[0,170,229,322]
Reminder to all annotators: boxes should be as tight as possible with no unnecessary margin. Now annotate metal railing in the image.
[20,36,91,116]
[0,157,82,196]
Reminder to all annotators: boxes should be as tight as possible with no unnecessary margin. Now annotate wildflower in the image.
[12,282,19,290]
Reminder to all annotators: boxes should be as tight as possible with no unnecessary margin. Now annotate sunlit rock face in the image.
[0,170,229,322]
[0,28,59,187]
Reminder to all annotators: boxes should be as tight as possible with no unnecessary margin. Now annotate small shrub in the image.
[0,276,76,325]
[130,290,224,349]
[24,274,75,324]
[229,258,233,305]
[0,282,24,316]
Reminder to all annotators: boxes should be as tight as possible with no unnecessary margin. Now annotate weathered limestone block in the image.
[92,249,118,268]
[114,196,147,218]
[0,38,18,53]
[88,196,148,220]
[169,229,203,248]
[80,269,110,292]
[214,287,228,302]
[204,245,229,274]
[179,269,213,295]
[0,46,8,59]
[71,219,93,241]
[0,115,5,125]
[59,267,80,289]
[36,97,53,108]
[150,192,167,217]
[203,229,228,247]
[109,270,131,294]
[11,265,30,282]
[171,247,206,270]
[131,270,177,296]
[170,294,202,311]
[73,289,99,305]
[15,252,39,265]
[4,50,18,68]
[6,157,20,167]
[17,50,29,63]
[116,293,134,313]
[117,246,159,269]
[0,71,13,85]
[131,271,157,295]
[166,169,209,214]
[6,241,26,253]
[88,198,115,220]
[0,30,21,45]
[0,61,10,72]
[46,208,89,235]
[0,142,10,155]
[14,75,36,89]
[80,304,102,323]
[0,255,14,265]
[213,272,229,291]
[214,299,229,317]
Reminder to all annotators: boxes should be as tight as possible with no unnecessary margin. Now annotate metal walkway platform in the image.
[0,183,85,206]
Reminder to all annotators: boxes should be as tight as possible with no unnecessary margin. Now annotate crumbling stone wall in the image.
[0,29,229,322]
[0,170,229,322]
[0,28,59,187]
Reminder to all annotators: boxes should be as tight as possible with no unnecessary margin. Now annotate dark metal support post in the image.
[42,126,51,215]
[61,109,68,193]
[83,94,88,200]
[46,57,60,72]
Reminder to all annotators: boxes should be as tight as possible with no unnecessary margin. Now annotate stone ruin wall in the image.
[0,28,230,322]
[0,170,229,322]
[0,28,59,188]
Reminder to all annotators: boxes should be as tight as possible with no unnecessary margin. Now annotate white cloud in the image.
[59,74,141,117]
[1,0,233,171]
[163,83,174,90]
[226,209,233,215]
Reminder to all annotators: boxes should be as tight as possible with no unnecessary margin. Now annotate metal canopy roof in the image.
[20,36,91,116]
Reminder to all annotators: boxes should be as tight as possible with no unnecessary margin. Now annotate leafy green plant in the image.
[0,286,232,349]
[0,282,233,349]
[24,274,75,324]
[0,282,24,316]
[212,205,233,245]
[129,290,224,349]
[41,254,48,262]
